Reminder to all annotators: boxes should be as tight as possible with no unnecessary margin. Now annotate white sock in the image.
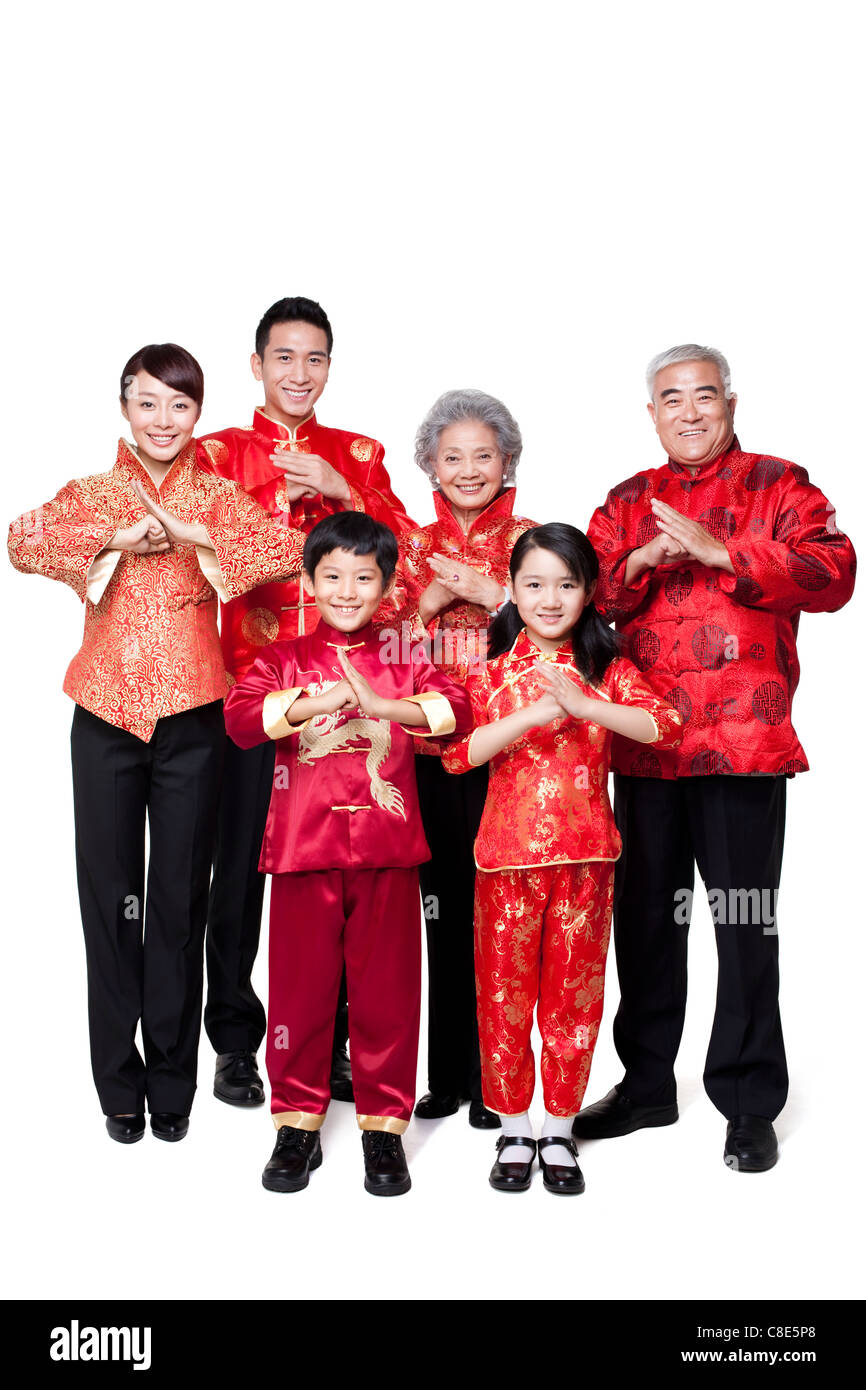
[541,1111,577,1165]
[499,1112,533,1163]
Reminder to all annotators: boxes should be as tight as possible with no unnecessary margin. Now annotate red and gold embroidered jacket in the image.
[587,439,856,778]
[197,409,416,681]
[223,619,473,873]
[391,487,537,754]
[7,439,304,742]
[442,630,683,870]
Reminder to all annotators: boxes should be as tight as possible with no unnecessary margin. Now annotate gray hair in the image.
[414,389,523,488]
[646,344,733,400]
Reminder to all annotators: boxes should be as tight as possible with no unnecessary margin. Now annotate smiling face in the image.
[252,320,330,428]
[121,370,200,467]
[433,420,507,523]
[648,359,737,471]
[302,547,393,633]
[512,544,594,653]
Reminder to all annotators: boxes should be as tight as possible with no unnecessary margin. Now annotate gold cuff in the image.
[195,544,228,601]
[262,687,309,740]
[85,548,121,605]
[356,1114,409,1135]
[272,1110,326,1132]
[400,690,456,738]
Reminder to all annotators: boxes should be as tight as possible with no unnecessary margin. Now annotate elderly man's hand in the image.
[270,450,351,504]
[649,497,735,573]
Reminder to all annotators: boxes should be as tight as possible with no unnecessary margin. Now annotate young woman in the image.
[443,524,683,1193]
[8,343,304,1143]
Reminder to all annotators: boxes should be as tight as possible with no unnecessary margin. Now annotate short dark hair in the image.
[120,343,204,409]
[255,297,334,358]
[303,512,398,584]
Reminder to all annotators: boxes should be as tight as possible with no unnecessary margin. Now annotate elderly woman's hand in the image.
[428,553,506,612]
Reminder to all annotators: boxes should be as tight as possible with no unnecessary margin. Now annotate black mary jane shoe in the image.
[488,1134,537,1192]
[414,1092,461,1120]
[150,1113,190,1143]
[537,1136,586,1195]
[262,1127,323,1193]
[106,1114,146,1144]
[214,1051,265,1108]
[468,1099,502,1130]
[362,1131,411,1196]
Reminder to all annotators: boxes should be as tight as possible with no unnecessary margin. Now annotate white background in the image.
[1,0,863,1304]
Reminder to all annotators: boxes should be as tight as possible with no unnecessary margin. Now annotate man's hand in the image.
[270,451,351,503]
[623,528,687,585]
[650,497,735,572]
[428,553,506,611]
[107,515,171,555]
[131,480,212,548]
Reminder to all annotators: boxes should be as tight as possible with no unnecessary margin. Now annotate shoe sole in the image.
[364,1176,411,1196]
[542,1178,585,1195]
[107,1129,145,1145]
[573,1106,679,1140]
[151,1128,189,1143]
[262,1149,322,1193]
[214,1086,265,1108]
[724,1153,778,1173]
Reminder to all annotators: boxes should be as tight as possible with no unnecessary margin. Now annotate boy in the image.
[199,296,415,1109]
[223,513,471,1195]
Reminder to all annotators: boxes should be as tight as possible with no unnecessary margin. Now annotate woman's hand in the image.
[428,553,505,610]
[535,663,595,719]
[131,480,212,548]
[418,576,458,623]
[107,516,170,554]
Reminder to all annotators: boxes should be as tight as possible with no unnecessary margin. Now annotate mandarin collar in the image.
[431,486,518,540]
[116,436,197,493]
[254,407,317,444]
[665,435,741,484]
[509,626,575,664]
[315,618,375,649]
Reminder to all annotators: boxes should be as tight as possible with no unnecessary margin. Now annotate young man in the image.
[198,298,416,1108]
[223,513,472,1194]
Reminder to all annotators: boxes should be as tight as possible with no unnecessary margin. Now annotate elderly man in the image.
[579,344,855,1170]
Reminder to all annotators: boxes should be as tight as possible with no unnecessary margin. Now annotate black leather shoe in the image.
[214,1051,265,1107]
[150,1113,189,1142]
[489,1134,536,1192]
[106,1114,145,1144]
[414,1092,461,1119]
[724,1115,778,1172]
[362,1131,411,1196]
[468,1099,501,1130]
[262,1126,323,1193]
[572,1085,678,1139]
[329,1045,354,1103]
[537,1136,586,1194]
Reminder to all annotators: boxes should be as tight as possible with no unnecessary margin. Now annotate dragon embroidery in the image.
[297,676,406,820]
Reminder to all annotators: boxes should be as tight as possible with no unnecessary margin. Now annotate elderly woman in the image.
[394,389,537,1129]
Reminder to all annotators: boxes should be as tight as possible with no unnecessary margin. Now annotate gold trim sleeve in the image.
[399,690,456,739]
[272,1110,326,1132]
[195,543,228,601]
[644,711,661,744]
[262,687,310,740]
[356,1114,409,1135]
[85,548,122,605]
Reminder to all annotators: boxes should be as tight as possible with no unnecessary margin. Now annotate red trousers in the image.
[267,867,421,1132]
[474,861,615,1116]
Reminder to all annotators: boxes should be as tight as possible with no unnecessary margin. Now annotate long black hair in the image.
[488,523,620,684]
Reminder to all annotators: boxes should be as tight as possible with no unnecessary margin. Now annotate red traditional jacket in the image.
[587,439,856,778]
[198,409,416,680]
[7,439,305,742]
[442,630,683,870]
[223,619,473,873]
[391,487,537,754]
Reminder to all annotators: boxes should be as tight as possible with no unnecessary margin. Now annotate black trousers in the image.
[416,755,489,1100]
[70,702,225,1115]
[204,735,350,1059]
[612,773,788,1120]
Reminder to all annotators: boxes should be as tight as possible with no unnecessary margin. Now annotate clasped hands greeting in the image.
[107,480,213,554]
[633,497,735,575]
[269,450,351,505]
[419,554,506,622]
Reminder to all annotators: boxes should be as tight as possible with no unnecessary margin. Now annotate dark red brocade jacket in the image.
[587,440,856,778]
[222,621,473,874]
[197,409,416,681]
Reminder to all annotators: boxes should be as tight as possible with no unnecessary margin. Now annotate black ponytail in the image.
[487,524,620,684]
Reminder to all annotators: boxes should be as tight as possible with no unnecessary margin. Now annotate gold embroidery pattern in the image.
[349,437,375,462]
[241,607,280,646]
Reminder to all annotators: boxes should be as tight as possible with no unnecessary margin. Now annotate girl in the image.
[7,343,304,1143]
[442,523,683,1193]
